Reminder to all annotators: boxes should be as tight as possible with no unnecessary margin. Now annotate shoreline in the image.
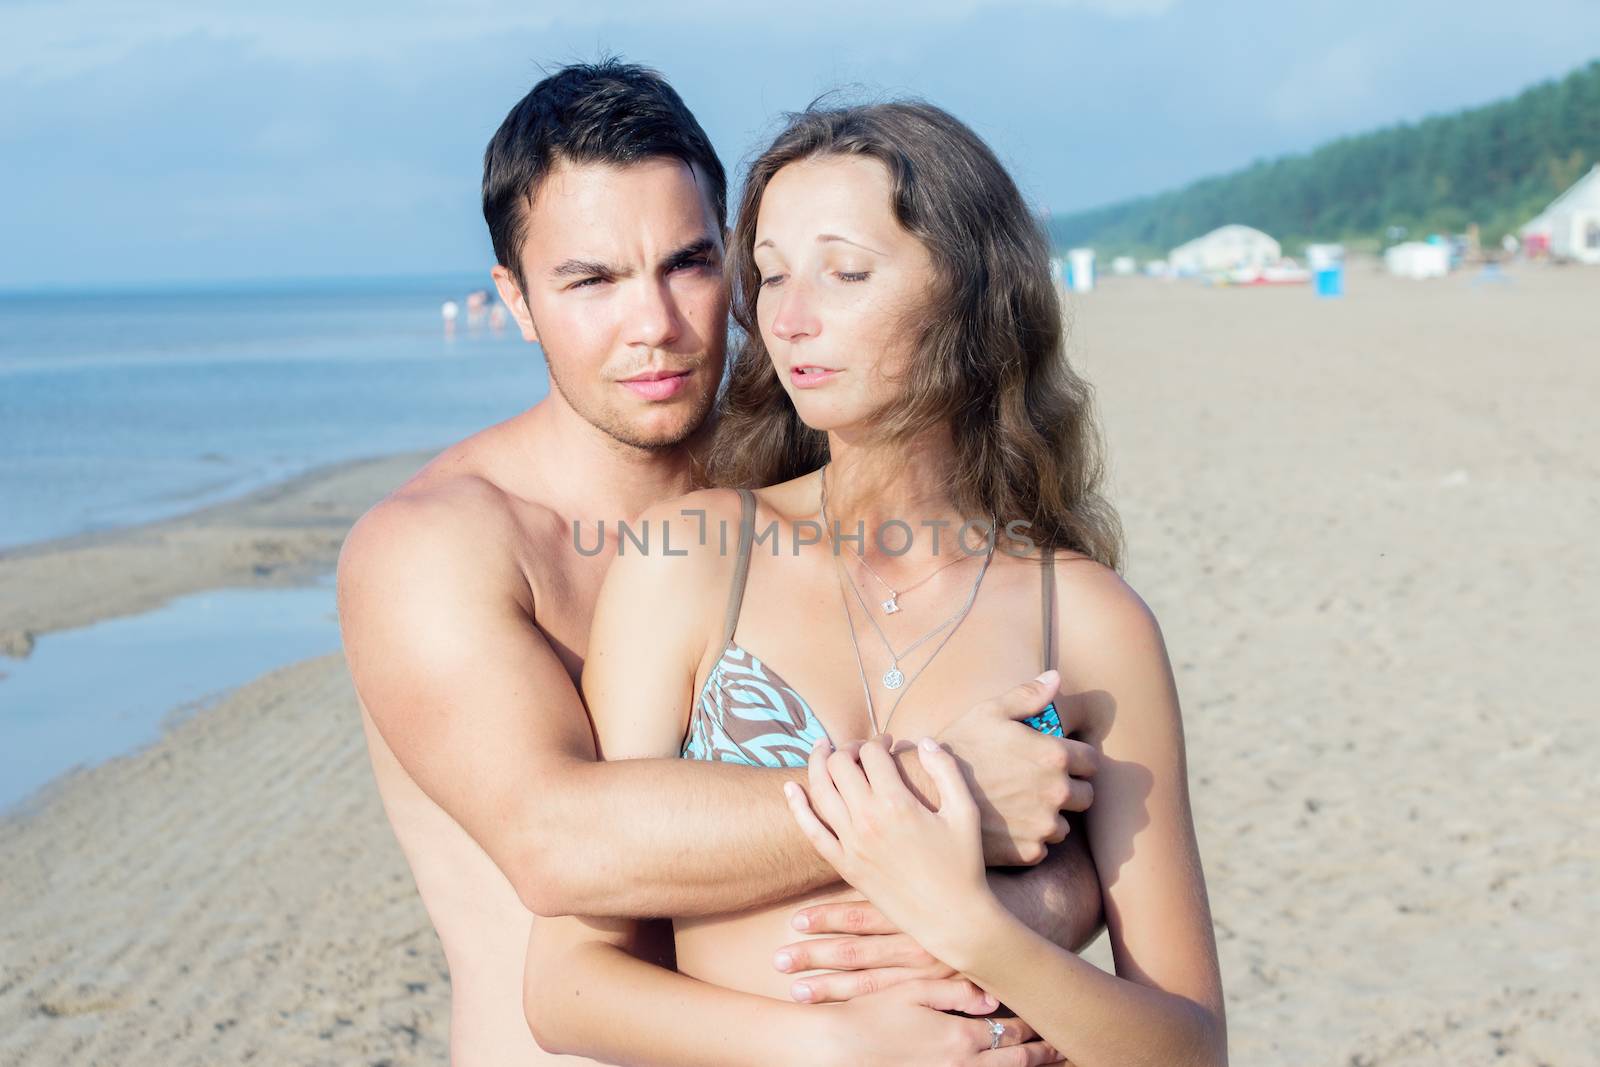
[0,449,436,657]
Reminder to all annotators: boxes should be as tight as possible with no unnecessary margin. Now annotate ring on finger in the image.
[988,1018,1006,1050]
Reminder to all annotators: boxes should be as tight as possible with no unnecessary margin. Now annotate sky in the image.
[3,0,1598,289]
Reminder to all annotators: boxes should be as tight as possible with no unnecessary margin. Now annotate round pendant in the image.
[883,668,905,690]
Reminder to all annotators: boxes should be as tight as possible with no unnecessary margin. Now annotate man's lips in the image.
[619,369,692,401]
[789,365,840,389]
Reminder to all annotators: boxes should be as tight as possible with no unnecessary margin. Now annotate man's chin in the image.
[603,407,712,452]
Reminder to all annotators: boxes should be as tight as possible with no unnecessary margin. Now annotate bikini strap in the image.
[1041,546,1057,672]
[720,488,757,647]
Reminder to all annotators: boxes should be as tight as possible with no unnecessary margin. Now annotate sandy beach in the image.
[2,266,1594,1065]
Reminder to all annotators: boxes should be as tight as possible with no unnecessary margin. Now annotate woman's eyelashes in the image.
[758,269,871,289]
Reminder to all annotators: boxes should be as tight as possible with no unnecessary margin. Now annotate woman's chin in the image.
[789,400,872,436]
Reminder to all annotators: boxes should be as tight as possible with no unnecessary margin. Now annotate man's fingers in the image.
[1061,776,1095,814]
[774,932,936,974]
[1064,737,1099,778]
[917,738,978,819]
[790,899,896,936]
[993,670,1061,721]
[788,965,944,1003]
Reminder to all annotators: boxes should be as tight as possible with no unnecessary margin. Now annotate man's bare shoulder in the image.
[337,435,567,623]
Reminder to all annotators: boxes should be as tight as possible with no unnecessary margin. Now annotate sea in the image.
[0,275,549,809]
[0,275,547,548]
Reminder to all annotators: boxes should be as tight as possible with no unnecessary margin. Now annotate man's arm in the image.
[340,485,1086,919]
[339,484,840,917]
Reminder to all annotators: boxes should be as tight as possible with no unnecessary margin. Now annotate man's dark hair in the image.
[482,59,727,287]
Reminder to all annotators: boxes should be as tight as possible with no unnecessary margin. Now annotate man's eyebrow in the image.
[549,258,626,280]
[661,236,718,270]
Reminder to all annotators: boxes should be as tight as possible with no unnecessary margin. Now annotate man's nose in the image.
[625,278,682,349]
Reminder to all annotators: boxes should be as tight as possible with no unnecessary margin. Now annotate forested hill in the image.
[1048,58,1600,255]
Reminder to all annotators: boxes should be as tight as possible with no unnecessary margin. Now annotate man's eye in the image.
[671,256,713,273]
[569,277,606,290]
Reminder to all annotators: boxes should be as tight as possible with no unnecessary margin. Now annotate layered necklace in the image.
[818,465,994,735]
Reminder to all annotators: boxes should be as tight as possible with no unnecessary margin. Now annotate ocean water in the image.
[0,276,549,549]
[0,580,342,812]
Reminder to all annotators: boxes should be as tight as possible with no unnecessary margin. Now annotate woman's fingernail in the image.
[1035,669,1059,683]
[919,737,939,752]
[791,982,813,1002]
[792,913,810,930]
[984,993,999,1010]
[774,951,793,971]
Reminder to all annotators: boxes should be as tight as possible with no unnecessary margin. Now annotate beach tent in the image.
[1521,164,1600,265]
[1385,241,1450,279]
[1168,225,1281,275]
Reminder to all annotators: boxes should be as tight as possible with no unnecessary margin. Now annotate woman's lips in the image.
[789,366,840,389]
[620,370,692,401]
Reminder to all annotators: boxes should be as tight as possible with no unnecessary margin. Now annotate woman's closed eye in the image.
[836,270,871,283]
[759,273,788,289]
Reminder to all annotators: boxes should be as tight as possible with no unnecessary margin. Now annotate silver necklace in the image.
[843,536,974,615]
[820,467,973,683]
[833,550,993,734]
[819,467,994,731]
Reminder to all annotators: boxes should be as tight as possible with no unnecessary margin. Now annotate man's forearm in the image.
[531,748,941,919]
[530,755,833,917]
[988,821,1104,951]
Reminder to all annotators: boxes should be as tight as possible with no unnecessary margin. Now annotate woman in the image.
[526,101,1225,1066]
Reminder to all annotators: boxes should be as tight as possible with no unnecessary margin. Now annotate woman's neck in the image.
[822,431,976,562]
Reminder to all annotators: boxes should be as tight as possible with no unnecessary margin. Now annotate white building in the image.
[1521,164,1600,265]
[1168,225,1281,275]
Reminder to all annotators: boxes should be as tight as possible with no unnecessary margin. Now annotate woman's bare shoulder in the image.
[1050,553,1172,720]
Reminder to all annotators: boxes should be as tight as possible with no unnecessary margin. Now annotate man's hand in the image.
[935,670,1099,866]
[774,900,956,1004]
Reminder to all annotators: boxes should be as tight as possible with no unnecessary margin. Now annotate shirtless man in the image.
[337,60,1102,1066]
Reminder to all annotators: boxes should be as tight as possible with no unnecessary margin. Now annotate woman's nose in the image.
[770,283,820,343]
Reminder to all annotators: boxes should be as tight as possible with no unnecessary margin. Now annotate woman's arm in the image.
[523,912,1056,1067]
[785,567,1226,1067]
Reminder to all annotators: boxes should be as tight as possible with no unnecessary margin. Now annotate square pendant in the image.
[882,596,900,614]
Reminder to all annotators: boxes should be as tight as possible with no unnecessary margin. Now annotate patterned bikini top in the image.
[681,488,1062,768]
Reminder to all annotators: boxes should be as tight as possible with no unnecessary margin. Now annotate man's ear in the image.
[490,264,540,344]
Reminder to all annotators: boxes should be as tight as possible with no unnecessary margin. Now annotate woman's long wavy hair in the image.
[705,101,1122,570]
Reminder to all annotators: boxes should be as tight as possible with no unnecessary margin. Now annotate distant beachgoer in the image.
[441,300,460,335]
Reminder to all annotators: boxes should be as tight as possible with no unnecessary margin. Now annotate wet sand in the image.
[2,266,1594,1065]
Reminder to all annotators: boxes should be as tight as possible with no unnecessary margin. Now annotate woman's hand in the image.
[813,977,1062,1067]
[784,736,1000,961]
